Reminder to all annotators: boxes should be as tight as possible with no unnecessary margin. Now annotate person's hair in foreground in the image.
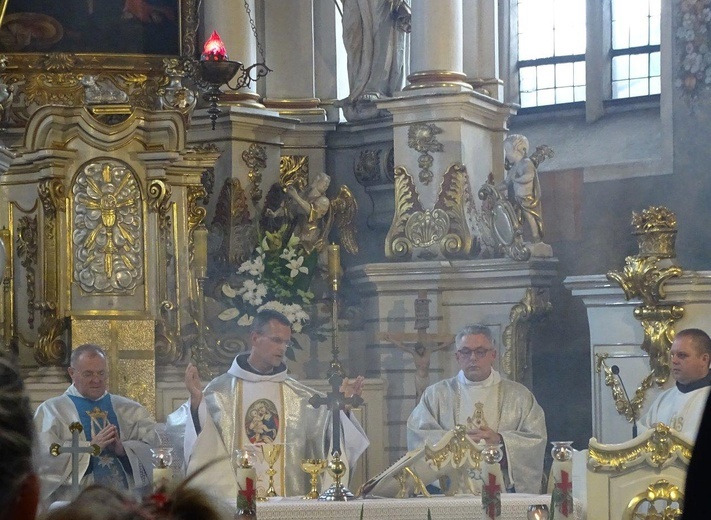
[0,354,39,520]
[41,483,228,520]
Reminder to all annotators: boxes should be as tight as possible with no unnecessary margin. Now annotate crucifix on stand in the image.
[49,421,101,499]
[308,244,363,501]
[380,290,454,402]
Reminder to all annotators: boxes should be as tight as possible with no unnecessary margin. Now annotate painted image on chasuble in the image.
[245,399,279,444]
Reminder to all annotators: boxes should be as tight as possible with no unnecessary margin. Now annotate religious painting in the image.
[245,399,279,444]
[0,0,181,55]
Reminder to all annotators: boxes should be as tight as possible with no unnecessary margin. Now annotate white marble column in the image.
[262,0,326,121]
[203,0,262,106]
[462,0,503,100]
[407,0,471,91]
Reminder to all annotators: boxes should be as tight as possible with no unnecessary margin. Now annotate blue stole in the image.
[67,393,130,489]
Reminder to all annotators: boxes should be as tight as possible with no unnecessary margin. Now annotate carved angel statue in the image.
[499,134,543,243]
[284,172,359,257]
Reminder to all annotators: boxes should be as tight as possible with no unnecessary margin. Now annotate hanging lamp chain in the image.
[243,0,266,63]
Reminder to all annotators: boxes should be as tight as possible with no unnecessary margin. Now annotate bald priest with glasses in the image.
[407,324,547,494]
[167,309,369,498]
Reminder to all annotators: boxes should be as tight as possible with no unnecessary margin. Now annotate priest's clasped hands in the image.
[92,424,126,456]
[466,425,503,446]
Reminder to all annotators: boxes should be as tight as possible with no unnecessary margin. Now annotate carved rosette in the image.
[72,161,143,293]
[407,123,444,185]
[354,149,382,186]
[16,216,37,330]
[242,143,267,203]
[385,164,472,260]
[500,287,552,383]
[624,480,683,520]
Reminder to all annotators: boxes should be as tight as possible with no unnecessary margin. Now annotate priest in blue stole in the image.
[34,344,158,506]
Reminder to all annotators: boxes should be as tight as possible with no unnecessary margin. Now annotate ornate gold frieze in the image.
[407,123,444,185]
[72,161,143,293]
[501,287,552,382]
[607,207,683,395]
[385,164,472,260]
[623,479,683,520]
[589,423,693,471]
[279,155,309,190]
[242,143,267,203]
[34,302,69,367]
[16,215,37,330]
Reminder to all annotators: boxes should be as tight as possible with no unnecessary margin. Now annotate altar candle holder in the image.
[151,447,173,490]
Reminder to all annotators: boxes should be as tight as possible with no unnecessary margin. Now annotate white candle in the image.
[153,467,172,488]
[235,465,257,507]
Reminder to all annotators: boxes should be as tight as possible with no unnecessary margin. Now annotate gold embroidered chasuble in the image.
[169,356,369,499]
[406,369,546,494]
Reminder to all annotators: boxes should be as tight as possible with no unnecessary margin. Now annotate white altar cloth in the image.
[252,495,585,520]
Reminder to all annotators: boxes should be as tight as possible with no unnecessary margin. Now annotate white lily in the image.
[222,283,237,298]
[218,307,240,321]
[287,257,308,278]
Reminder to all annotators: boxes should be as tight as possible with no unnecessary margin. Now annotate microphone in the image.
[611,365,638,438]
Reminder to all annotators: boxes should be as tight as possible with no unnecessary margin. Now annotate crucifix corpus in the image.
[380,290,454,402]
[49,421,101,499]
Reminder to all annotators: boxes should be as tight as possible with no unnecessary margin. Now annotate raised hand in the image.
[185,363,203,409]
[467,425,502,446]
[340,375,365,398]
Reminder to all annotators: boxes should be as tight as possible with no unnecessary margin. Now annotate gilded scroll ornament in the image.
[16,216,37,330]
[589,423,693,472]
[607,206,683,393]
[407,123,443,185]
[155,301,181,365]
[624,479,683,520]
[596,353,655,425]
[33,302,68,367]
[38,178,67,220]
[187,184,207,266]
[279,155,309,190]
[385,164,472,260]
[147,180,172,234]
[72,161,143,293]
[201,167,215,204]
[242,143,267,203]
[501,287,552,382]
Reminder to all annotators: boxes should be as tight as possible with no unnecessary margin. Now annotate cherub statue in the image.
[499,134,543,243]
[285,172,359,257]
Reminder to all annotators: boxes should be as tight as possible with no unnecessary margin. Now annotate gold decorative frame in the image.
[0,0,198,128]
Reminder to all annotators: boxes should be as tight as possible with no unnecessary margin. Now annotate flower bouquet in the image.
[218,224,325,359]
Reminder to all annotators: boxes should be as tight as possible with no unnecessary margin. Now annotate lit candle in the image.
[235,450,257,515]
[202,30,228,61]
[193,225,208,278]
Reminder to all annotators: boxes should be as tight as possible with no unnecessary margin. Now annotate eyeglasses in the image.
[456,348,494,360]
[263,335,293,348]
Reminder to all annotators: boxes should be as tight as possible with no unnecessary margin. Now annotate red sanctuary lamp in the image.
[198,30,270,129]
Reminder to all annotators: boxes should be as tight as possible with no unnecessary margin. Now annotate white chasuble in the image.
[169,355,369,499]
[407,369,547,494]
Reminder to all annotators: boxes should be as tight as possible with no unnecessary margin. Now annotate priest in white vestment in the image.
[34,344,157,507]
[640,328,711,441]
[407,324,547,494]
[167,309,369,499]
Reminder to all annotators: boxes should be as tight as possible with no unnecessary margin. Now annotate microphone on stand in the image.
[611,365,638,438]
